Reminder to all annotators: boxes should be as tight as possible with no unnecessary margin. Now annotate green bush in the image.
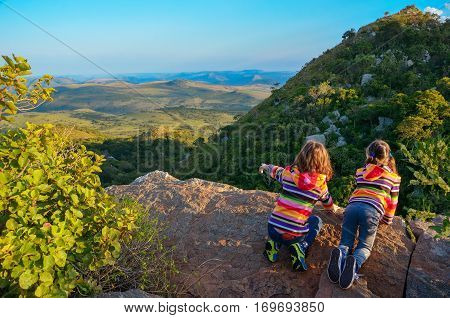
[0,123,137,297]
[396,89,449,141]
[328,175,356,206]
[400,138,449,237]
[85,198,179,297]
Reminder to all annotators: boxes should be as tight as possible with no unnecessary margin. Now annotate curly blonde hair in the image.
[293,141,333,180]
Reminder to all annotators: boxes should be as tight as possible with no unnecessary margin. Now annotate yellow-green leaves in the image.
[0,171,9,185]
[32,169,45,185]
[53,250,67,268]
[43,255,55,271]
[39,272,53,286]
[0,54,55,122]
[2,55,15,68]
[19,270,38,290]
[396,89,449,141]
[6,219,18,230]
[0,124,137,297]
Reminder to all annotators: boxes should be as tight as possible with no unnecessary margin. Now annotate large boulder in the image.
[339,115,349,124]
[324,124,340,136]
[107,171,414,298]
[423,50,431,63]
[331,110,341,119]
[406,218,450,298]
[375,117,394,132]
[322,116,334,125]
[336,136,347,147]
[361,73,373,85]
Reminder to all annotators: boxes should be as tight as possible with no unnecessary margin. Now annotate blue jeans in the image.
[268,215,323,248]
[339,202,380,269]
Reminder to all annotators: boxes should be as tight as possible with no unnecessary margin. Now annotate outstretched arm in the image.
[319,184,335,211]
[259,164,284,183]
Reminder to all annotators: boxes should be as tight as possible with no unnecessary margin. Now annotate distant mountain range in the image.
[45,70,295,87]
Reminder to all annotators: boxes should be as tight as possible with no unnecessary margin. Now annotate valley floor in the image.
[1,107,238,140]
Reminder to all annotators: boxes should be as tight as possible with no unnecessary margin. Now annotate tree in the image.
[307,81,336,108]
[415,89,448,128]
[0,54,54,122]
[397,116,433,140]
[396,89,449,140]
[342,28,356,40]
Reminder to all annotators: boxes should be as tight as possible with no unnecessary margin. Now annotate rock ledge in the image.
[107,171,420,297]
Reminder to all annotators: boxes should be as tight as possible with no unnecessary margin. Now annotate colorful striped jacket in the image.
[348,164,401,225]
[267,165,333,238]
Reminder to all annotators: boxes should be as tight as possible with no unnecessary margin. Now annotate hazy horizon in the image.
[34,69,296,78]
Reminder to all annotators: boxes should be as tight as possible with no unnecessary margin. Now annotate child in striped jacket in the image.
[327,139,401,289]
[260,141,336,271]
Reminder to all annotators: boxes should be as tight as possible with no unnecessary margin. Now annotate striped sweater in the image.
[348,164,401,225]
[267,165,333,238]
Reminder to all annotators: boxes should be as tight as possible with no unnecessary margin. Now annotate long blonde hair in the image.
[293,141,333,180]
[365,139,398,174]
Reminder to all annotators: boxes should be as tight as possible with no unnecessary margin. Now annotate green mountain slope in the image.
[246,5,448,123]
[182,6,449,220]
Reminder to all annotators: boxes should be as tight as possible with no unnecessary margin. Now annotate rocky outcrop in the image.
[107,171,417,298]
[320,111,348,147]
[406,218,450,298]
[375,117,394,132]
[361,73,373,85]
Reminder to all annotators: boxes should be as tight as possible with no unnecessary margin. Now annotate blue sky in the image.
[0,0,448,75]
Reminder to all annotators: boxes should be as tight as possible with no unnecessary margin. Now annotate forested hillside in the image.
[180,6,449,229]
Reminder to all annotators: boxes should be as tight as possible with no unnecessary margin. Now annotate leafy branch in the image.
[0,54,55,121]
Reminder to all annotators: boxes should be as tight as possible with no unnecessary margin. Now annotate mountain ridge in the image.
[244,5,448,121]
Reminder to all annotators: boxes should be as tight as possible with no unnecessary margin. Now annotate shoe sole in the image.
[339,255,356,289]
[327,248,341,284]
[288,245,307,271]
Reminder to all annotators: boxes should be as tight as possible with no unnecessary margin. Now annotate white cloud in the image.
[424,6,444,15]
[424,6,448,22]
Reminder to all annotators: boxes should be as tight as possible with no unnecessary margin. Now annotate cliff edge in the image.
[107,171,448,298]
